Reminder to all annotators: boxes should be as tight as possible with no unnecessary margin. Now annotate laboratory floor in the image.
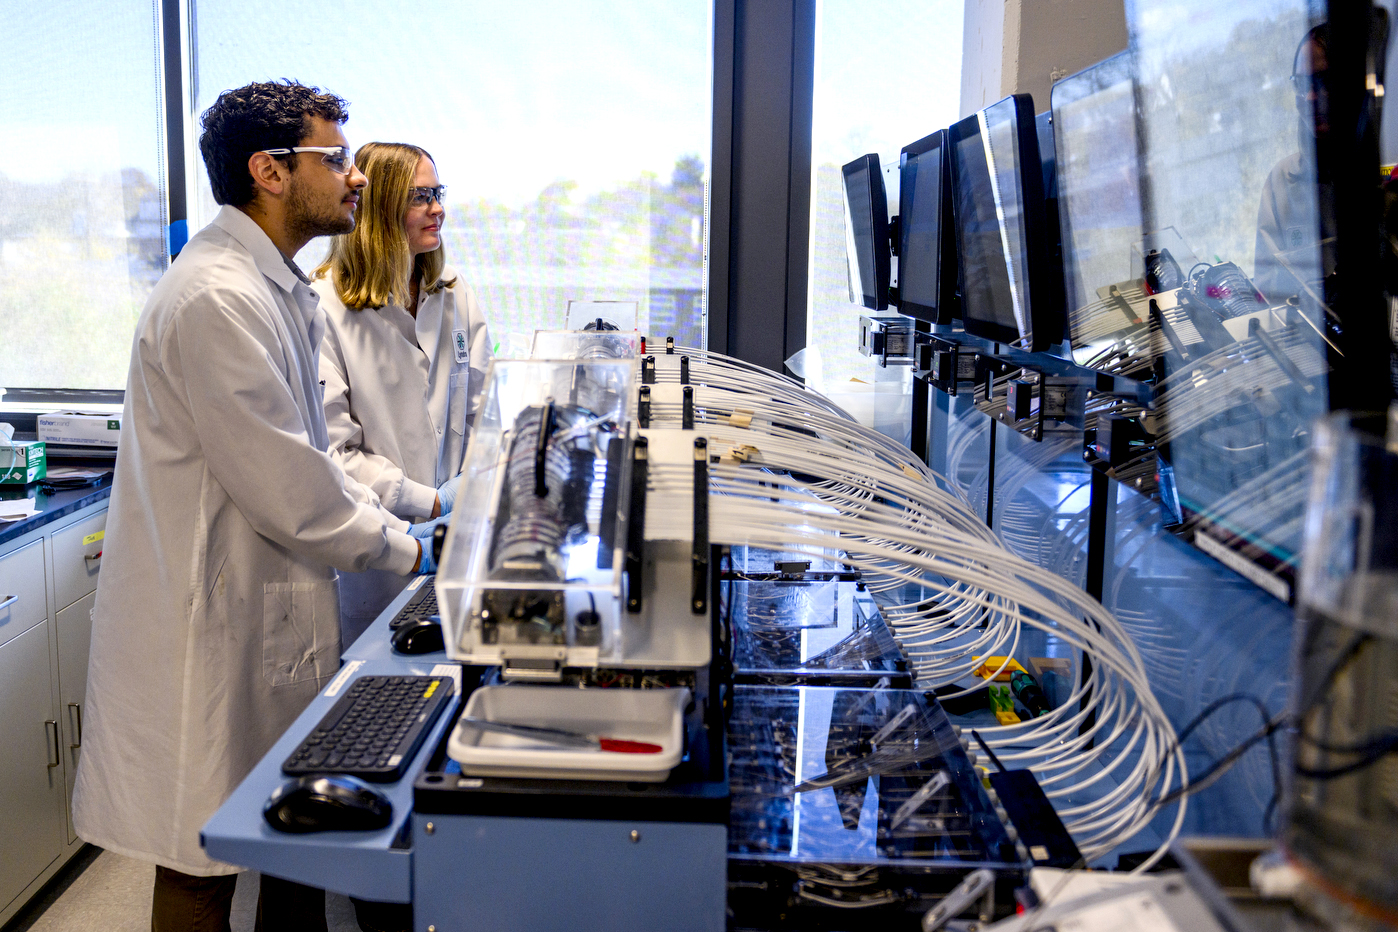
[4,847,362,932]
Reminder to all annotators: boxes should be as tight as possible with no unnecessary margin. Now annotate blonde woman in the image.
[313,142,492,642]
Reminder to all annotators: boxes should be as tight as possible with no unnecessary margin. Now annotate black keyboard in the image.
[282,675,454,782]
[390,582,438,630]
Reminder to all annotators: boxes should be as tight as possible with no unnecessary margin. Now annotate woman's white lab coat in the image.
[72,206,420,876]
[314,266,492,640]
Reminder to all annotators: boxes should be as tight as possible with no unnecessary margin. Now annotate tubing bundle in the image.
[652,345,1188,866]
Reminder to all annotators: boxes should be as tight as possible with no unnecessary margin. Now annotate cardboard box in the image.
[0,441,46,485]
[37,412,122,448]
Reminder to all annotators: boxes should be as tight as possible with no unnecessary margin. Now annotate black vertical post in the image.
[1084,471,1110,600]
[692,438,709,614]
[160,0,188,259]
[984,419,997,528]
[910,321,931,460]
[1326,1,1391,412]
[1078,467,1111,741]
[710,0,816,369]
[625,438,650,614]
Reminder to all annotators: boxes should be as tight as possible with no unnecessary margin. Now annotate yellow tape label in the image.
[83,531,105,546]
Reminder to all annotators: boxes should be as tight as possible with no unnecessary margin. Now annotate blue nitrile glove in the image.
[408,514,449,539]
[436,474,460,516]
[416,540,437,575]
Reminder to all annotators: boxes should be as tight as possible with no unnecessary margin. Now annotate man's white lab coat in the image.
[313,267,492,639]
[72,206,420,876]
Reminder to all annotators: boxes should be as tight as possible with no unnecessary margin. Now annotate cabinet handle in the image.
[0,594,16,612]
[45,720,59,767]
[68,703,83,749]
[84,551,102,564]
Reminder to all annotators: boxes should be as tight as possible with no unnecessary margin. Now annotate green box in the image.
[0,441,47,485]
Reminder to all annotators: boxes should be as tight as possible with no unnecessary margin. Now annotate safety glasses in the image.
[260,146,355,175]
[409,185,448,208]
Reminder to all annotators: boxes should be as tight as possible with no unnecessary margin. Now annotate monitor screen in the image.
[841,154,891,311]
[948,94,1064,352]
[898,130,959,324]
[1050,51,1150,369]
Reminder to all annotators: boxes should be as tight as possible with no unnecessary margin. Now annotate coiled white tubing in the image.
[655,345,1189,869]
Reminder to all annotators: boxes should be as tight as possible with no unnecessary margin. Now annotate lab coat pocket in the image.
[262,580,340,687]
[449,369,470,436]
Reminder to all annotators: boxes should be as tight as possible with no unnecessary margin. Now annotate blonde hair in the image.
[313,141,455,310]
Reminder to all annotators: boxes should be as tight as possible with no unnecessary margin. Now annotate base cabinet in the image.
[0,622,66,910]
[0,502,107,925]
[57,590,96,845]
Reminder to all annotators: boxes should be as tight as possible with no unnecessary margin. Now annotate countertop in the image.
[0,481,113,547]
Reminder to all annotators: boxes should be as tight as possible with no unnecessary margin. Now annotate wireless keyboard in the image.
[282,675,454,782]
[390,582,438,630]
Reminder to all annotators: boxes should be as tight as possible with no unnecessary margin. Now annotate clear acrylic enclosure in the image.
[529,329,643,361]
[436,358,637,668]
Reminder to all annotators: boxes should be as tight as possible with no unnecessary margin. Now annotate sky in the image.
[190,0,712,212]
[0,1,166,183]
[0,0,712,209]
[0,0,973,204]
[812,0,964,173]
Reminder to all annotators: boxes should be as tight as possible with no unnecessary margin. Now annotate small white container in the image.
[448,685,688,782]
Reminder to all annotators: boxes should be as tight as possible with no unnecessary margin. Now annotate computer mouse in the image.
[263,774,392,834]
[392,619,444,654]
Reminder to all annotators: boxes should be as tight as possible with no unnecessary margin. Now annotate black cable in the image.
[1153,710,1288,810]
[970,730,1006,773]
[1290,628,1398,779]
[1148,694,1285,821]
[1294,732,1398,779]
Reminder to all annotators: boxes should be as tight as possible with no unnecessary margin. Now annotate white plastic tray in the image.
[447,685,689,781]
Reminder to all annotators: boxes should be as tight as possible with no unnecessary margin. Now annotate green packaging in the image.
[0,441,47,485]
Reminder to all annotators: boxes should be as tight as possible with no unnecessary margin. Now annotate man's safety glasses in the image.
[409,185,448,208]
[261,146,355,175]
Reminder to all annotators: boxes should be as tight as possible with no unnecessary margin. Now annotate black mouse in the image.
[263,774,392,833]
[392,619,444,654]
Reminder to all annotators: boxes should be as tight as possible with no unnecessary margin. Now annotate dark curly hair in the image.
[199,80,349,207]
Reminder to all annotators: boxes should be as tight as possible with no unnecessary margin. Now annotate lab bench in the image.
[201,579,459,904]
[202,567,1019,932]
[202,576,733,926]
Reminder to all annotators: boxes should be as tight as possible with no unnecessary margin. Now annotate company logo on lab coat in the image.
[453,329,469,364]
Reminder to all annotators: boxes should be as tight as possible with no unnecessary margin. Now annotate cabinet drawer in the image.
[0,539,47,651]
[52,511,107,613]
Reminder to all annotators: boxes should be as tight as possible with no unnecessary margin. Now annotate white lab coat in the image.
[1254,151,1333,304]
[314,267,492,640]
[72,206,421,876]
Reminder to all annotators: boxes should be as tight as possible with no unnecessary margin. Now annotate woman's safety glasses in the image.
[409,185,448,208]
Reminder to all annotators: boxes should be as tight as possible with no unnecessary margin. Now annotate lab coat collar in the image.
[211,205,327,351]
[211,205,308,295]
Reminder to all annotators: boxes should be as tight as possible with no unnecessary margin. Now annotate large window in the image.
[805,0,964,406]
[0,1,167,390]
[190,0,713,354]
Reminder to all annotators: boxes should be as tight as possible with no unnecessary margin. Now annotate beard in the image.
[285,174,355,243]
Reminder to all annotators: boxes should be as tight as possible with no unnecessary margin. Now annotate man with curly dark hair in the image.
[72,80,432,932]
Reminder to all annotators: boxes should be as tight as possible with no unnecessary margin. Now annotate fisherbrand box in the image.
[0,440,46,485]
[37,413,122,447]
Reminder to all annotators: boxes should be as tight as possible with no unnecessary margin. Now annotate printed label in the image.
[324,659,365,698]
[452,329,470,364]
[83,531,105,546]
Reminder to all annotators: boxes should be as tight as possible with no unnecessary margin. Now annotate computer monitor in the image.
[841,153,892,311]
[1049,51,1148,368]
[898,130,960,324]
[948,94,1065,352]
